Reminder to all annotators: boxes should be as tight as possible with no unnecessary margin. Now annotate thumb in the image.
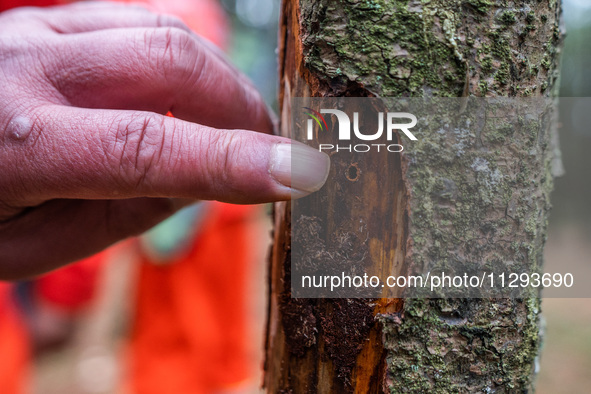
[9,107,331,204]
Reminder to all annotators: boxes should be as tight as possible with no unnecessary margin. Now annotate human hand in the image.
[0,2,330,278]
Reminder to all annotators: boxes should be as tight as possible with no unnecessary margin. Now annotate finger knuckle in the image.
[156,14,190,32]
[106,114,170,189]
[144,27,201,84]
[203,131,246,194]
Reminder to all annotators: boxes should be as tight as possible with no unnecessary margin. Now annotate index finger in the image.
[47,27,274,134]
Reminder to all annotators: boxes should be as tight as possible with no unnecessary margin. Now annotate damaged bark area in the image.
[265,0,562,393]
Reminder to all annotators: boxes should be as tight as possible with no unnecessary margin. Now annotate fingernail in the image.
[269,142,330,195]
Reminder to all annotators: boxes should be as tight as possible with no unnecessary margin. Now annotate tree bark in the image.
[264,1,562,392]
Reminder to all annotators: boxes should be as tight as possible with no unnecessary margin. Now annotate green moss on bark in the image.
[300,0,562,98]
[295,0,562,392]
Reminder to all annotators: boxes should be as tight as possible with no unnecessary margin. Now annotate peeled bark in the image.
[264,0,562,392]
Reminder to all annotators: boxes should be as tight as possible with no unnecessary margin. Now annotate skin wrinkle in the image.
[161,28,178,77]
[183,47,213,113]
[26,107,49,151]
[145,116,174,193]
[163,117,178,171]
[142,28,158,78]
[156,116,169,185]
[162,28,204,98]
[37,13,69,34]
[100,115,131,194]
[202,128,227,198]
[132,115,153,190]
[133,114,172,193]
[48,35,108,104]
[221,131,245,193]
[25,39,72,105]
[66,34,133,104]
[112,114,139,191]
[177,32,206,97]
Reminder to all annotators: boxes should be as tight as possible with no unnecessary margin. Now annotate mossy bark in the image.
[265,0,562,393]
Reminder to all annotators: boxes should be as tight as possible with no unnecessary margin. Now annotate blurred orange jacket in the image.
[127,203,257,394]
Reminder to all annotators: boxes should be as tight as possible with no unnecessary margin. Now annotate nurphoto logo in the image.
[304,108,418,153]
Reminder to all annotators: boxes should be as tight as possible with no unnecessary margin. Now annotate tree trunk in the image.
[264,0,562,392]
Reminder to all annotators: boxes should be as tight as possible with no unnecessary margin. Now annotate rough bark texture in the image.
[265,0,562,393]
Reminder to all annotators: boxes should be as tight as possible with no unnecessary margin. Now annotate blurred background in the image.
[0,0,589,393]
[537,0,591,393]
